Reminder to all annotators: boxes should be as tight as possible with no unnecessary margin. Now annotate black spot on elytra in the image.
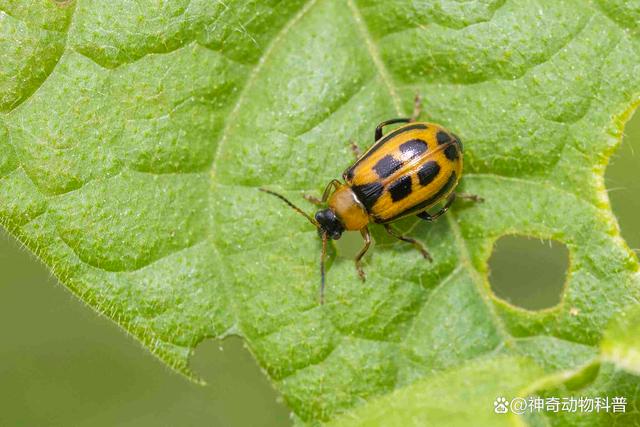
[445,144,459,160]
[417,161,440,185]
[358,123,429,164]
[399,139,428,159]
[352,182,384,211]
[436,131,451,145]
[384,171,458,222]
[389,175,412,201]
[373,155,403,178]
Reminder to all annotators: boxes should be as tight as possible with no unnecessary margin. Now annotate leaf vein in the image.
[346,0,404,116]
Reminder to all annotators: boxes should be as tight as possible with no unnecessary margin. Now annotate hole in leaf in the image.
[190,337,291,426]
[489,235,569,310]
[606,108,640,254]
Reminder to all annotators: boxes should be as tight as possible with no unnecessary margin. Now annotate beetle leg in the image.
[304,179,341,205]
[354,227,371,281]
[410,93,422,122]
[320,231,328,304]
[375,118,411,141]
[373,95,423,140]
[384,224,432,262]
[321,179,342,202]
[350,141,361,160]
[456,192,484,203]
[417,193,456,222]
[303,194,323,206]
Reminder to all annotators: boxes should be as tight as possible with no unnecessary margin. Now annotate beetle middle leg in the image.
[354,227,371,281]
[373,94,423,141]
[375,118,411,141]
[384,224,432,262]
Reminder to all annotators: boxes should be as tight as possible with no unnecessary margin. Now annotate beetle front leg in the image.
[354,227,371,281]
[303,194,323,206]
[321,179,341,202]
[304,180,341,205]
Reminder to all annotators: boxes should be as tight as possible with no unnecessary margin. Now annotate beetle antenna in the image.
[259,188,319,227]
[320,231,328,305]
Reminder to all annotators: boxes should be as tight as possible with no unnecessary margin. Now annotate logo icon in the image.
[494,397,509,414]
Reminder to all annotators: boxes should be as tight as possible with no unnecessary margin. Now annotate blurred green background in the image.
[1,112,639,426]
[0,235,291,426]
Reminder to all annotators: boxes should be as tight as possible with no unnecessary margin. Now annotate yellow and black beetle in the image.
[261,97,481,303]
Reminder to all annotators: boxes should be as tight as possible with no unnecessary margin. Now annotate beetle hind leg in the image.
[384,224,432,262]
[417,192,483,221]
[456,192,484,203]
[417,193,456,222]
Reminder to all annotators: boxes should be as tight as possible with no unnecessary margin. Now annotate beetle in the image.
[260,96,481,303]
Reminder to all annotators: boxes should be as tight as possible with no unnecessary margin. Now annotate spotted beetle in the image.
[261,96,481,303]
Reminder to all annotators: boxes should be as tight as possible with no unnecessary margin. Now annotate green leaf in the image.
[328,355,547,427]
[510,306,640,427]
[602,305,640,376]
[1,0,640,424]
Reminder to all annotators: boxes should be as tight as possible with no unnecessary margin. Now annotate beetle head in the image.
[314,208,344,240]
